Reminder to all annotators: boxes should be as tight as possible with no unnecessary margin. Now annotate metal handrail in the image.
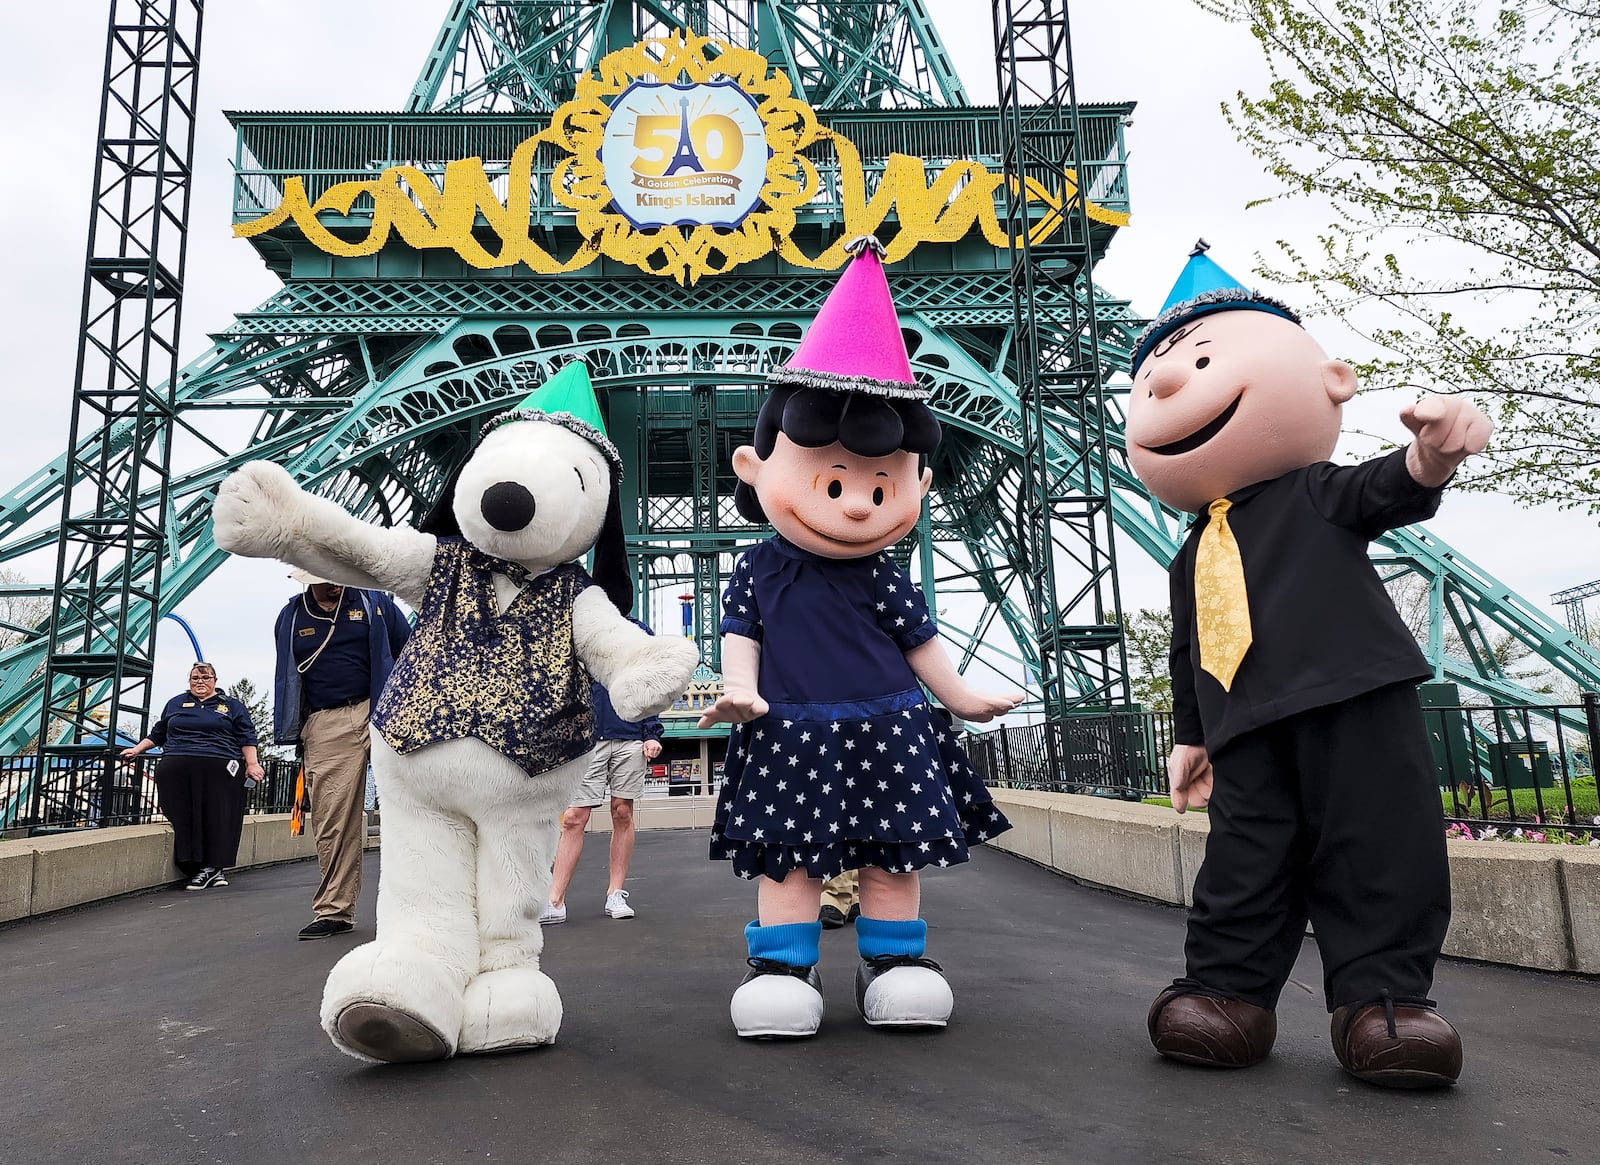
[967,694,1600,838]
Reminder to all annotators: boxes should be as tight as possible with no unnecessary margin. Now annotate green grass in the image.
[1137,780,1599,826]
[1141,796,1206,813]
[1443,777,1599,825]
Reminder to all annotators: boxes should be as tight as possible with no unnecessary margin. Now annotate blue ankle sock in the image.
[856,916,927,960]
[745,919,822,968]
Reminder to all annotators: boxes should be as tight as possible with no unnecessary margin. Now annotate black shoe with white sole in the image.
[854,954,953,1028]
[185,867,224,891]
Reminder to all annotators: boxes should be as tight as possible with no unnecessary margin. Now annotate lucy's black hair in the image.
[734,384,941,524]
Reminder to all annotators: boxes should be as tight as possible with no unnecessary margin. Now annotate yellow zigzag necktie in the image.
[1194,498,1252,691]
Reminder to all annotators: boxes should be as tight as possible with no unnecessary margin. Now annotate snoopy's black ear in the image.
[417,456,466,536]
[591,486,633,616]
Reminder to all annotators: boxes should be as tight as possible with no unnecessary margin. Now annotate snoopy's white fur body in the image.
[213,417,698,1062]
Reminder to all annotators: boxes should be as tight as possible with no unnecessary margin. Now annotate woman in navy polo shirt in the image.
[122,662,265,890]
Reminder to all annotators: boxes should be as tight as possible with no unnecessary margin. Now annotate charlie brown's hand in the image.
[1167,743,1213,814]
[1400,394,1492,488]
[697,689,769,729]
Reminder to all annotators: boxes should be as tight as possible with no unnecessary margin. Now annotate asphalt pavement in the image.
[2,830,1596,1164]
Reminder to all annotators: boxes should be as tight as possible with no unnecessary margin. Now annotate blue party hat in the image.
[1131,240,1301,374]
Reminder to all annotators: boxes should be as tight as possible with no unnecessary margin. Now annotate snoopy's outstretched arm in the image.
[212,461,435,608]
[572,587,700,721]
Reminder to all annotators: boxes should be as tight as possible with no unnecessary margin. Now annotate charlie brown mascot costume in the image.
[1127,243,1491,1089]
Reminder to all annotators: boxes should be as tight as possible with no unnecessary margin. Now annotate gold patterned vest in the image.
[373,538,596,777]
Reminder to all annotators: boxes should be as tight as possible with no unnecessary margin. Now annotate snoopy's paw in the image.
[458,966,562,1054]
[212,461,305,558]
[608,637,701,720]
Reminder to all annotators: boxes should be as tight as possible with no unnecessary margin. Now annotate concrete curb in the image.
[9,792,1596,976]
[0,798,712,925]
[989,789,1600,974]
[1,813,344,924]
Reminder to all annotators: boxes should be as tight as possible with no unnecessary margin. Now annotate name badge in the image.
[182,701,196,708]
[298,627,318,637]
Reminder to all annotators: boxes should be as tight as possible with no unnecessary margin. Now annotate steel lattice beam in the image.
[6,3,1598,826]
[408,2,963,113]
[993,0,1127,715]
[28,0,203,823]
[4,288,1599,770]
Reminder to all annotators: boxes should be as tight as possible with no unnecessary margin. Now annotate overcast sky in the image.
[0,1,1593,721]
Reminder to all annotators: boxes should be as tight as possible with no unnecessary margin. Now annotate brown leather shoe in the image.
[1330,997,1462,1089]
[1148,985,1276,1068]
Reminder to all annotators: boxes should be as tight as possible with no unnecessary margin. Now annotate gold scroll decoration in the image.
[235,32,1131,285]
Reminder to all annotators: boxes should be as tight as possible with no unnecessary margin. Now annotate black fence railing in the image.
[968,692,1600,838]
[1428,695,1599,837]
[966,711,1175,802]
[2,753,302,834]
[6,692,1595,839]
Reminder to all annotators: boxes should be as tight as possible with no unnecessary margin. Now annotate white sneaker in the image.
[604,890,635,919]
[539,900,566,925]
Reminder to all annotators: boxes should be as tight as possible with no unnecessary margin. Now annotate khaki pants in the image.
[821,868,859,913]
[302,699,371,924]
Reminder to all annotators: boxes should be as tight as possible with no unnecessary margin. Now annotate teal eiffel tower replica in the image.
[1,0,1594,801]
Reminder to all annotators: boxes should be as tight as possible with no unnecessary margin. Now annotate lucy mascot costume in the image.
[697,237,1023,1039]
[1127,244,1491,1089]
[212,363,698,1063]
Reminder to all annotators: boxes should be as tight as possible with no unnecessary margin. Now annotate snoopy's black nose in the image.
[481,481,536,531]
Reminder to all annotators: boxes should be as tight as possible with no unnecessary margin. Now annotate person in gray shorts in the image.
[541,620,666,922]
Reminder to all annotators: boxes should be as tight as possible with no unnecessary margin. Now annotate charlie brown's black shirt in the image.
[1168,447,1442,755]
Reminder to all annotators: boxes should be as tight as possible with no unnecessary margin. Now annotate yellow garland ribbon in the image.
[234,32,1131,285]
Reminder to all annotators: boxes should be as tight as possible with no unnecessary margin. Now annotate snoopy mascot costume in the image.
[212,361,699,1063]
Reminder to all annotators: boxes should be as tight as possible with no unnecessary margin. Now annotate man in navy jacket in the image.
[274,570,410,939]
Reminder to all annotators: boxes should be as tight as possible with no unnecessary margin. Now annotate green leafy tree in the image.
[1117,608,1175,712]
[0,568,49,654]
[1384,574,1578,700]
[1199,0,1600,512]
[225,677,280,757]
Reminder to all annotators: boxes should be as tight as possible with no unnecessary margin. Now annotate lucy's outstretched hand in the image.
[944,688,1024,724]
[697,689,769,729]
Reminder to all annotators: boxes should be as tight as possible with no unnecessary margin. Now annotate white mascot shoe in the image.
[730,960,825,1039]
[854,955,954,1028]
[458,965,564,1054]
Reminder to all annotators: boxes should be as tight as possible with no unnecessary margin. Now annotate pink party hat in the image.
[769,236,924,400]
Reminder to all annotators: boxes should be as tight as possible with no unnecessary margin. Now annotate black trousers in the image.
[1184,683,1451,1012]
[154,754,248,874]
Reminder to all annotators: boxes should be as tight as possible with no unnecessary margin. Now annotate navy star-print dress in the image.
[710,535,1011,881]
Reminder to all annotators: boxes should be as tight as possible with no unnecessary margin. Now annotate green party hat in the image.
[479,360,620,473]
